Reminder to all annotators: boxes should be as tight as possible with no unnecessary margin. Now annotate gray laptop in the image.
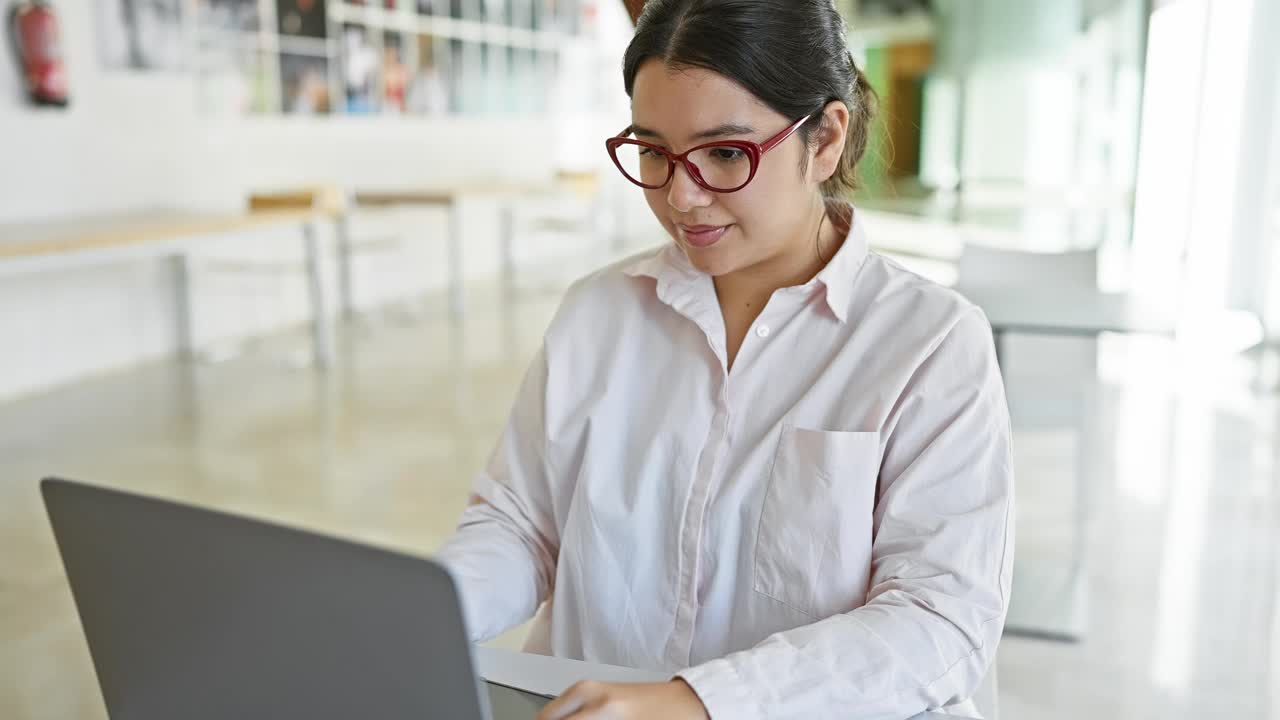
[41,477,551,720]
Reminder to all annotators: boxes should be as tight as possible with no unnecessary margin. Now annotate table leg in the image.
[500,200,516,304]
[336,210,354,319]
[303,222,334,370]
[448,199,465,321]
[170,253,194,360]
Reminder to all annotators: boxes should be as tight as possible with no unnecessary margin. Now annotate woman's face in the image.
[629,60,824,278]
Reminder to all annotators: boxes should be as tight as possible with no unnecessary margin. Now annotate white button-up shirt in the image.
[439,210,1014,719]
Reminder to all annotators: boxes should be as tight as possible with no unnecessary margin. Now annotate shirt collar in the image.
[622,202,869,324]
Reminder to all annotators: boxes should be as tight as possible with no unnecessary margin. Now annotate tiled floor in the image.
[1,263,1277,719]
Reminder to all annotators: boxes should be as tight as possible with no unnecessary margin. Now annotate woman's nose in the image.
[666,161,713,213]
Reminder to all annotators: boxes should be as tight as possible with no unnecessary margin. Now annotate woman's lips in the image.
[678,224,730,248]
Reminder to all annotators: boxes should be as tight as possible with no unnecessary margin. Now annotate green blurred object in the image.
[861,46,893,197]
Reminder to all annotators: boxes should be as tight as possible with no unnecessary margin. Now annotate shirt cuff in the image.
[676,658,763,720]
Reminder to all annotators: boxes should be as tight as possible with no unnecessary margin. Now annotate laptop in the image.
[41,477,552,719]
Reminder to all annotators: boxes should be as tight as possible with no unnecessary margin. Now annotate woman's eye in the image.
[639,147,662,158]
[711,147,746,161]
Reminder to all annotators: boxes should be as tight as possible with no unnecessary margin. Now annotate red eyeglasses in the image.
[605,114,813,194]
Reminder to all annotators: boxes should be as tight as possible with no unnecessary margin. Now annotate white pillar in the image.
[1224,0,1280,324]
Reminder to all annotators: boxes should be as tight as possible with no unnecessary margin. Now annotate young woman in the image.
[439,1,1014,718]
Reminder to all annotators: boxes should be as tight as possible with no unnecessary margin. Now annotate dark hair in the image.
[623,0,877,199]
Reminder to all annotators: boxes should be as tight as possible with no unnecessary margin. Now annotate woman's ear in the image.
[810,100,851,184]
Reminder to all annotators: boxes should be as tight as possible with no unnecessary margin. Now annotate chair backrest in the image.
[957,244,1098,290]
[957,244,1100,381]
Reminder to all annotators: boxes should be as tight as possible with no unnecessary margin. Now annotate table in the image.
[354,181,556,320]
[0,207,340,368]
[956,286,1177,365]
[475,647,965,720]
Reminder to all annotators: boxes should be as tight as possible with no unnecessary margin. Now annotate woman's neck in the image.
[713,200,847,316]
[712,199,848,371]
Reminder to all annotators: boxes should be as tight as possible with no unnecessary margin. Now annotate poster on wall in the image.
[281,53,331,114]
[276,0,329,38]
[196,47,276,115]
[193,0,265,114]
[382,33,408,113]
[197,0,261,32]
[406,35,449,115]
[341,24,377,113]
[96,0,187,71]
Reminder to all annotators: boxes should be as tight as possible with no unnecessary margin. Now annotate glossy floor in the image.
[1,270,1277,720]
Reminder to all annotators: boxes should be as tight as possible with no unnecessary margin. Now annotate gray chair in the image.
[956,245,1098,377]
[957,244,1097,644]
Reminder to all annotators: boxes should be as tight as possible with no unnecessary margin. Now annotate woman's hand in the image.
[535,679,710,720]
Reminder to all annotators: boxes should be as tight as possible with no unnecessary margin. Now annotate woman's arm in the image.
[437,347,561,643]
[679,308,1015,719]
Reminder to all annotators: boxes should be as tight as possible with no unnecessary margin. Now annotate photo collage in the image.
[183,0,581,116]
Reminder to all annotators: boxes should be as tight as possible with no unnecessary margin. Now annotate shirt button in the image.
[756,325,771,338]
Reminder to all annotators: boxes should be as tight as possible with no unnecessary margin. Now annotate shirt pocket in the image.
[752,426,881,619]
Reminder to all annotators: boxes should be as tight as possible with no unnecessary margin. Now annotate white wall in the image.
[1269,66,1280,339]
[0,1,635,402]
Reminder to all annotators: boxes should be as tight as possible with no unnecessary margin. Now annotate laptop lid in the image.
[41,477,493,720]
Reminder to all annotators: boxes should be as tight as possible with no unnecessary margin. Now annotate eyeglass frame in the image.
[605,114,814,194]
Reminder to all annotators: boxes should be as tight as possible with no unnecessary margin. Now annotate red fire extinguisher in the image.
[7,0,68,107]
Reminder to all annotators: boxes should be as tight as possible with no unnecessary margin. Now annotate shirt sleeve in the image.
[678,308,1015,719]
[436,346,561,644]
